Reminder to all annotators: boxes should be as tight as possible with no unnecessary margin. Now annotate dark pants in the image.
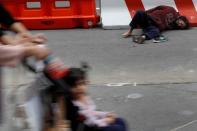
[129,10,160,39]
[101,118,127,131]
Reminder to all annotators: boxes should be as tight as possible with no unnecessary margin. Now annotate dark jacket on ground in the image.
[146,5,180,31]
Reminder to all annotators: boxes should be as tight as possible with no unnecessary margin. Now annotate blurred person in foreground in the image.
[63,68,128,131]
[0,3,49,129]
[122,5,190,44]
[0,40,50,124]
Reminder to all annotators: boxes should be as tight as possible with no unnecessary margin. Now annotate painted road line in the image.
[170,120,197,131]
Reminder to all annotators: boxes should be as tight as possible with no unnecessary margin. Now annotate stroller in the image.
[14,58,101,131]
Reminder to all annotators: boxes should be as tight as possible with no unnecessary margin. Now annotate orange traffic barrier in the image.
[0,0,100,29]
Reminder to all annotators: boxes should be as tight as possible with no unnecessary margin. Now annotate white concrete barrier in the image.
[101,0,131,29]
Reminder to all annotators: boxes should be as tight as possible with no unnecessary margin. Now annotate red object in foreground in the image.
[0,0,100,29]
[174,0,197,26]
[44,55,69,79]
[125,0,145,17]
[47,69,68,79]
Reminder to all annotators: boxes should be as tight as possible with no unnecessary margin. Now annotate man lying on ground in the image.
[122,5,190,44]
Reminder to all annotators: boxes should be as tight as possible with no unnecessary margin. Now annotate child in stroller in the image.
[23,56,128,131]
[62,67,128,131]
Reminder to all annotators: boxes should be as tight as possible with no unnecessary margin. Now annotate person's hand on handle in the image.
[11,22,47,43]
[32,33,47,44]
[24,45,50,60]
[17,33,47,44]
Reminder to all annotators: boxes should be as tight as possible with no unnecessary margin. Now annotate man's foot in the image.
[122,31,132,38]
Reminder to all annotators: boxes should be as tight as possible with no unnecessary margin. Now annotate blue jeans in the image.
[143,26,160,39]
[129,10,160,39]
[101,118,127,131]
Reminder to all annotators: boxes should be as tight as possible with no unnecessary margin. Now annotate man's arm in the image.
[0,45,50,67]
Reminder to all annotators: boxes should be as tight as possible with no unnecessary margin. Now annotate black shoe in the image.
[133,35,146,44]
[153,35,167,43]
[137,35,146,44]
[133,35,140,43]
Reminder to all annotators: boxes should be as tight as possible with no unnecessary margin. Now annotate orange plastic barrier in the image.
[0,0,100,29]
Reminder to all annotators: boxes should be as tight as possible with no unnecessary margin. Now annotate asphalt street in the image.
[1,28,197,131]
[89,83,197,131]
[43,28,197,85]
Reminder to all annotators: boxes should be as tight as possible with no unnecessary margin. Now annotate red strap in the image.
[174,0,197,26]
[125,0,145,17]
